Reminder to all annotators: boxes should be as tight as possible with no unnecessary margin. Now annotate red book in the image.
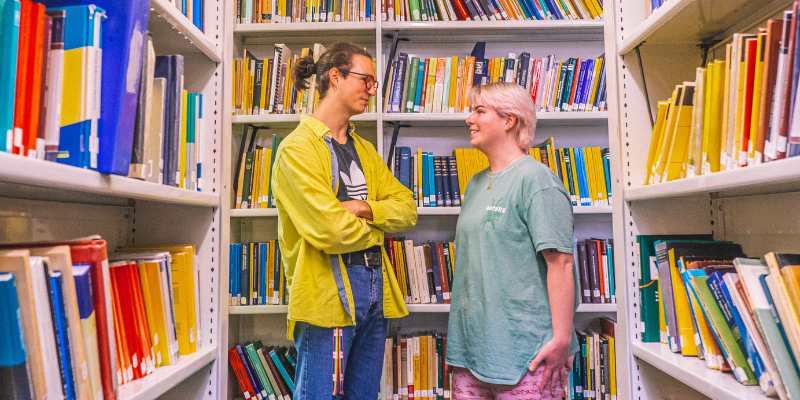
[568,57,582,107]
[127,262,154,377]
[739,38,758,163]
[12,0,32,156]
[419,59,430,112]
[755,20,783,161]
[776,1,800,160]
[229,348,255,400]
[450,0,470,20]
[25,4,45,158]
[110,262,140,381]
[435,242,451,303]
[530,59,542,106]
[387,236,396,276]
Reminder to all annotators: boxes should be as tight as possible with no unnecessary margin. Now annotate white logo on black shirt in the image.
[340,161,367,200]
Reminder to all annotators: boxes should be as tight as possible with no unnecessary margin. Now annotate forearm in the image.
[545,251,576,343]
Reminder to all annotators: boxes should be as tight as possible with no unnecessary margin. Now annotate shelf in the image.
[0,153,219,206]
[232,113,378,128]
[381,20,604,42]
[230,303,616,314]
[149,0,222,62]
[625,156,800,201]
[631,342,765,400]
[117,346,217,400]
[618,0,793,55]
[383,111,608,127]
[231,205,611,218]
[235,22,377,42]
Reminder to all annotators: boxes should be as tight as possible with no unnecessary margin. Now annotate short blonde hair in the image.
[468,82,537,149]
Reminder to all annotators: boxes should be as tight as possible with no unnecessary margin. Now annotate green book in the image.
[266,134,284,208]
[405,57,420,113]
[245,342,276,398]
[688,274,758,385]
[409,0,422,21]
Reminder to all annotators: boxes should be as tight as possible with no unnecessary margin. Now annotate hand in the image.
[528,337,573,393]
[341,200,373,220]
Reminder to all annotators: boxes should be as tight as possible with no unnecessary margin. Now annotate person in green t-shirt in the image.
[446,82,580,400]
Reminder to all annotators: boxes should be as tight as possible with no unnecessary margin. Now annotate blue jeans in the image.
[293,264,388,400]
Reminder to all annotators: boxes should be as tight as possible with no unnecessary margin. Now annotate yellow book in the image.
[748,33,766,165]
[530,148,541,162]
[702,61,723,174]
[653,87,681,184]
[683,261,724,369]
[248,243,254,303]
[418,148,424,205]
[448,242,456,276]
[425,58,438,113]
[593,147,608,205]
[251,149,262,209]
[235,156,246,209]
[260,148,272,208]
[645,101,670,185]
[586,58,603,111]
[137,260,169,368]
[413,336,421,399]
[420,335,428,400]
[720,44,733,171]
[558,149,570,191]
[584,147,598,205]
[448,56,458,113]
[670,251,698,356]
[179,90,188,188]
[568,148,581,202]
[664,84,695,182]
[546,141,557,174]
[658,277,667,344]
[765,253,800,362]
[685,68,706,178]
[118,245,197,355]
[780,265,800,322]
[259,62,268,114]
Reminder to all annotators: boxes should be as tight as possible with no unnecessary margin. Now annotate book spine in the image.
[447,156,461,206]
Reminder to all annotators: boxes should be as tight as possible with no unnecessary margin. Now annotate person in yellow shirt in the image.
[273,42,417,399]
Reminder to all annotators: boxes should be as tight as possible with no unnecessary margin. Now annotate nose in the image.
[466,112,476,125]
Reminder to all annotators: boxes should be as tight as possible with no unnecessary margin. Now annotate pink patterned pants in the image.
[451,366,565,400]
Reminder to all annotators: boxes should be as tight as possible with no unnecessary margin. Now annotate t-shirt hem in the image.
[445,359,531,386]
[536,242,575,255]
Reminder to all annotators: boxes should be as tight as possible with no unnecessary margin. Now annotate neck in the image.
[313,96,353,144]
[484,143,527,173]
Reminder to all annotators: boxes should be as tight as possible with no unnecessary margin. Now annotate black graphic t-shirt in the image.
[331,135,367,201]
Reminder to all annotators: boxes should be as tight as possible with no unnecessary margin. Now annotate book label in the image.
[649,257,658,280]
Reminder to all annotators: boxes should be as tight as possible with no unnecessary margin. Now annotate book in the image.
[73,264,104,400]
[0,272,34,400]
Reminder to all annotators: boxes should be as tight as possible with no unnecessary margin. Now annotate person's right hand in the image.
[341,200,373,220]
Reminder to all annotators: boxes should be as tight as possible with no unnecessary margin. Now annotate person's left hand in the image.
[528,337,574,393]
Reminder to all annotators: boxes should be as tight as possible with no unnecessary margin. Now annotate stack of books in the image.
[229,241,287,306]
[644,9,800,185]
[636,235,800,398]
[229,342,296,400]
[385,238,455,305]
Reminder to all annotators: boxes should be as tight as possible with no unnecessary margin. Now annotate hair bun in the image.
[306,62,316,75]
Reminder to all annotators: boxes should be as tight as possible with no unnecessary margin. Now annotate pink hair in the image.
[467,82,537,149]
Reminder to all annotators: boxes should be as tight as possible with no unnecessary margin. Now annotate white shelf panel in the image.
[618,0,793,55]
[0,153,219,206]
[232,113,378,127]
[230,205,611,218]
[235,22,377,41]
[149,0,221,62]
[631,342,765,400]
[383,111,608,127]
[382,20,604,41]
[625,156,800,201]
[230,305,289,314]
[117,346,217,400]
[229,303,615,314]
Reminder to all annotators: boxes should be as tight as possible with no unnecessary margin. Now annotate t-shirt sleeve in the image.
[525,187,574,254]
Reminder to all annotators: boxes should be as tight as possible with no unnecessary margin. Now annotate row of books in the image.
[569,318,618,400]
[235,0,601,23]
[378,332,449,400]
[229,342,296,400]
[636,236,800,398]
[384,44,606,114]
[232,44,379,116]
[0,1,205,190]
[229,241,287,306]
[236,0,373,23]
[645,0,666,18]
[644,11,800,185]
[386,238,455,305]
[381,0,603,22]
[529,139,612,207]
[0,238,201,400]
[234,131,283,210]
[576,238,616,304]
[173,0,205,31]
[391,150,462,207]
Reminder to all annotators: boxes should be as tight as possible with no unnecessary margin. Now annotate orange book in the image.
[755,21,783,164]
[26,4,45,158]
[109,261,133,384]
[737,38,758,166]
[568,58,582,109]
[127,263,154,377]
[464,57,475,111]
[12,0,34,156]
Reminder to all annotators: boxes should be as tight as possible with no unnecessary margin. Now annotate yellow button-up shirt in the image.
[272,115,416,339]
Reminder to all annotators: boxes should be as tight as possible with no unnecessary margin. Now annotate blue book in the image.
[434,156,445,206]
[573,60,588,110]
[602,149,611,204]
[269,349,295,391]
[197,93,203,191]
[720,274,769,389]
[273,241,281,304]
[229,244,235,300]
[579,59,596,110]
[429,242,444,303]
[51,271,77,400]
[236,344,264,395]
[0,0,20,153]
[575,148,589,206]
[427,152,436,207]
[447,156,461,206]
[44,0,151,175]
[154,54,185,187]
[706,272,745,352]
[441,157,452,206]
[414,62,425,113]
[260,243,267,305]
[0,273,33,400]
[470,42,485,87]
[399,147,411,190]
[542,0,561,19]
[421,152,429,206]
[192,0,203,30]
[593,64,606,110]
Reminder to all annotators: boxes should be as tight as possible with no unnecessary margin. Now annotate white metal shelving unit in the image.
[606,0,800,399]
[0,1,226,399]
[223,14,616,400]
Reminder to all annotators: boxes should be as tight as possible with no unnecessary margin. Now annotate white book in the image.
[29,256,66,400]
[405,240,421,304]
[414,246,431,304]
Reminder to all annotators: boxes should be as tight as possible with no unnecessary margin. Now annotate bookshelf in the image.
[606,0,800,399]
[222,9,617,400]
[0,0,226,399]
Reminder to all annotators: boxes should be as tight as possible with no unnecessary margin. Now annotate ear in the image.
[329,67,341,89]
[505,113,517,132]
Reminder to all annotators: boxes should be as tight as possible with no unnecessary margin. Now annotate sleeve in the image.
[363,147,418,234]
[526,187,574,255]
[272,139,384,255]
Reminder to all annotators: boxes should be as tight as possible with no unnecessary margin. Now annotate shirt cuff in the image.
[365,199,386,227]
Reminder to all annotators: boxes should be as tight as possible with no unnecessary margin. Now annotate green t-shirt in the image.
[445,156,580,385]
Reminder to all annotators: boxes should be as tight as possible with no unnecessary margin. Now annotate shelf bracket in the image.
[634,43,655,128]
[381,30,409,101]
[699,41,718,67]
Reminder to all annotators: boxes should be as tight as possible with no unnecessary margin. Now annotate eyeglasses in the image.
[346,71,378,90]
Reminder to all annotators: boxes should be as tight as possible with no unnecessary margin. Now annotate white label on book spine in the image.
[777,135,788,152]
[694,333,701,346]
[190,328,194,342]
[443,292,450,300]
[649,257,658,280]
[13,127,22,148]
[640,322,645,332]
[82,362,88,380]
[132,354,138,368]
[583,289,590,297]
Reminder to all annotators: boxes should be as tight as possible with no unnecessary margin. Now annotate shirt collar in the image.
[300,115,356,138]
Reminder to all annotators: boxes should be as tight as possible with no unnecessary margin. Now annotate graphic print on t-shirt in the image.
[340,160,368,200]
[481,198,505,229]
